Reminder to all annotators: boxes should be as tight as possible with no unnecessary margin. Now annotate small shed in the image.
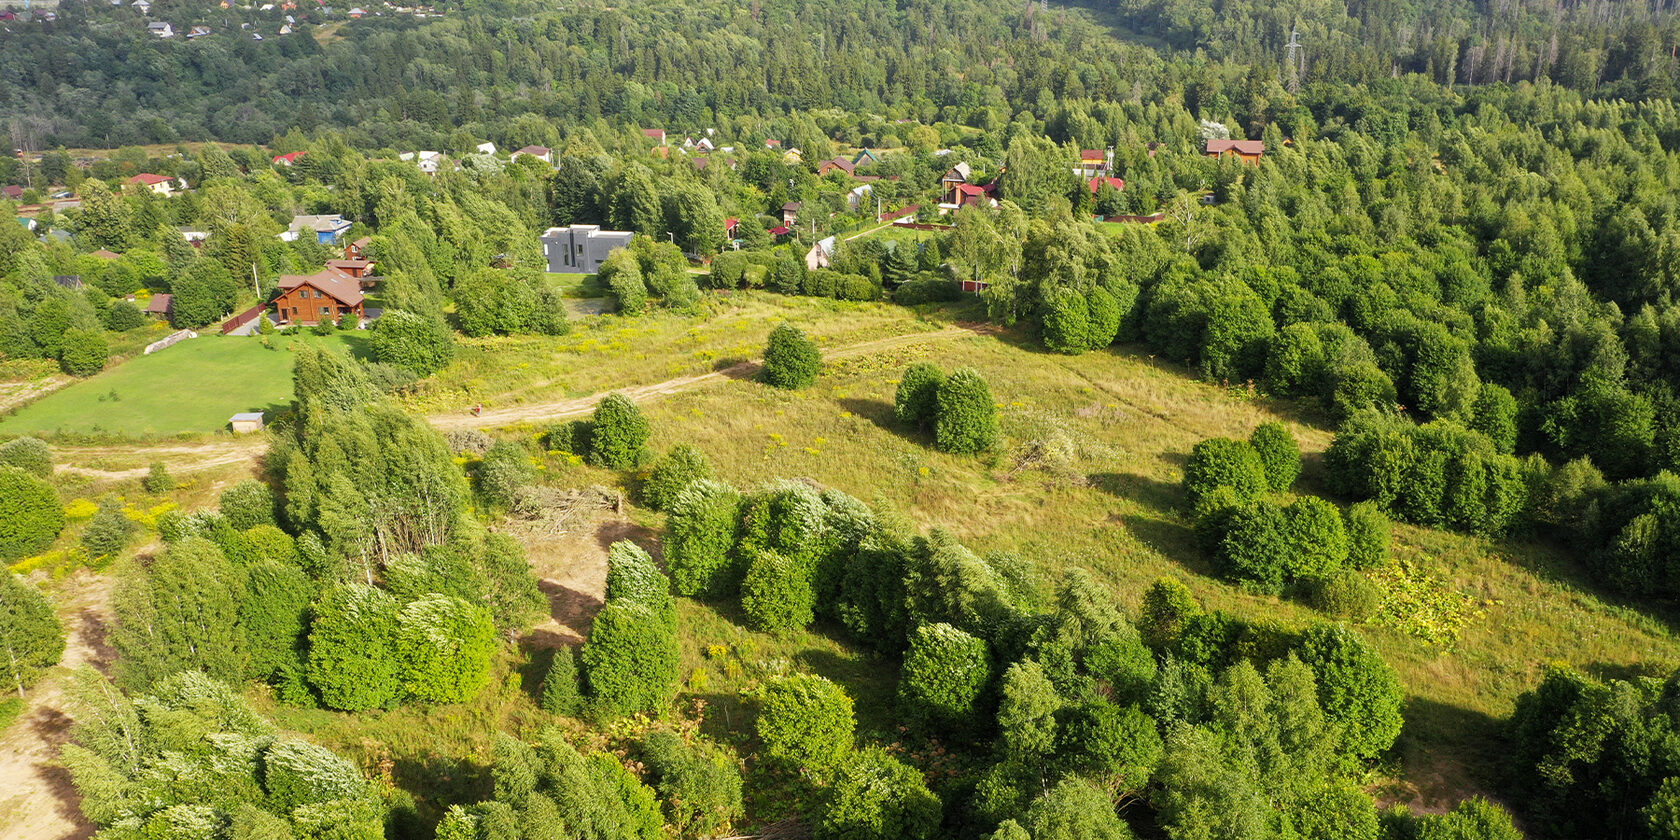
[229,412,265,434]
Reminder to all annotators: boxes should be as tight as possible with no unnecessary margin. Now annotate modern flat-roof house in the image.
[541,225,634,274]
[274,269,365,325]
[287,214,353,244]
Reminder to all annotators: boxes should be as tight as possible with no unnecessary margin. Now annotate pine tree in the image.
[0,572,65,699]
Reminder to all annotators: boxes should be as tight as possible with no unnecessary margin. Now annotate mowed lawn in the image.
[0,333,363,437]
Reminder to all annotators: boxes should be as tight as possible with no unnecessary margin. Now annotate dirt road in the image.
[0,572,114,840]
[52,438,267,481]
[429,324,980,430]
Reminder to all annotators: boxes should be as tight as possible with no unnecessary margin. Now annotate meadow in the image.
[0,332,362,437]
[368,291,1680,813]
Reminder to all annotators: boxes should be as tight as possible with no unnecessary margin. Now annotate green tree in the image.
[1022,777,1134,840]
[0,572,65,698]
[996,659,1062,762]
[899,622,991,733]
[370,309,455,376]
[143,462,174,493]
[762,323,821,390]
[581,600,679,717]
[81,497,136,559]
[169,259,241,328]
[240,560,312,684]
[600,250,650,315]
[541,647,583,716]
[477,439,536,510]
[638,730,744,839]
[1344,502,1390,569]
[588,393,651,470]
[395,594,497,704]
[934,367,999,454]
[219,479,276,531]
[740,549,815,633]
[815,747,941,840]
[0,467,62,562]
[111,538,246,690]
[1294,624,1402,759]
[1249,422,1301,491]
[1182,437,1267,508]
[894,362,946,430]
[306,584,404,711]
[57,328,108,376]
[664,479,744,599]
[757,674,855,775]
[639,444,712,512]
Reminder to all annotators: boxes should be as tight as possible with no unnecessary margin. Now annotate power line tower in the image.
[1285,24,1304,94]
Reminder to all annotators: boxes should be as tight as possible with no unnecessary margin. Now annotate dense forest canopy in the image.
[4,0,1680,150]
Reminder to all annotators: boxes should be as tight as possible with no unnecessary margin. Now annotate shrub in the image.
[1213,500,1290,587]
[81,497,136,559]
[220,479,277,531]
[757,674,855,775]
[261,738,368,812]
[103,300,146,331]
[0,467,64,561]
[638,730,744,838]
[581,601,679,717]
[143,462,174,493]
[601,251,650,315]
[478,439,536,510]
[815,747,941,840]
[639,445,712,512]
[240,560,311,682]
[370,309,455,376]
[706,251,749,289]
[0,572,65,697]
[899,622,992,733]
[934,367,999,454]
[541,647,583,716]
[1181,438,1267,508]
[544,419,594,456]
[739,549,814,634]
[58,328,108,376]
[1021,777,1134,840]
[588,393,651,469]
[1249,422,1301,491]
[1040,286,1091,355]
[605,540,672,618]
[762,323,821,390]
[1139,577,1202,652]
[664,480,743,599]
[1281,496,1349,579]
[894,362,945,430]
[0,437,52,477]
[1344,502,1391,569]
[1294,623,1403,759]
[1305,571,1381,620]
[1053,700,1162,793]
[1412,797,1522,840]
[893,275,960,305]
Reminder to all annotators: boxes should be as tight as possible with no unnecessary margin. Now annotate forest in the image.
[7,0,1680,837]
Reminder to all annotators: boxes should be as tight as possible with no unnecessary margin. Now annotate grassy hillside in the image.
[263,292,1675,817]
[0,332,362,437]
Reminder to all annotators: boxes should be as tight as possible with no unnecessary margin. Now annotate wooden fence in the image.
[220,304,266,335]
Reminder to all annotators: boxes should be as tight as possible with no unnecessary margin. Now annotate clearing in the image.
[0,333,362,438]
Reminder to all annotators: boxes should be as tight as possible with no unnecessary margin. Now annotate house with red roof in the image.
[512,145,553,164]
[1,185,22,200]
[817,157,857,177]
[127,173,178,196]
[1075,149,1110,177]
[1206,139,1264,164]
[642,128,667,145]
[273,151,307,166]
[274,269,365,326]
[1088,176,1126,194]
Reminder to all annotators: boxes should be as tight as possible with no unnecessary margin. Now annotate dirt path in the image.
[51,438,266,481]
[0,571,116,840]
[0,376,71,415]
[430,324,982,430]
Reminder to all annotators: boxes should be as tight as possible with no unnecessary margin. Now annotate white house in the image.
[804,235,837,271]
[127,173,177,196]
[511,145,552,164]
[847,183,873,212]
[146,21,173,36]
[475,141,496,155]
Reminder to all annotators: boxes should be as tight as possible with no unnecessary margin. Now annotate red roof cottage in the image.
[274,269,365,326]
[1205,139,1264,164]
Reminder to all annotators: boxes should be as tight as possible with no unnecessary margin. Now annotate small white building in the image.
[146,21,173,36]
[475,141,496,155]
[805,235,837,271]
[229,412,265,434]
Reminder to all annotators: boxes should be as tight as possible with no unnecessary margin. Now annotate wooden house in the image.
[1205,139,1264,165]
[274,269,365,326]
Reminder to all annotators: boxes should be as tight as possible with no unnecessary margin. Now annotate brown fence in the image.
[891,221,955,232]
[1100,212,1167,223]
[220,304,266,335]
[878,204,920,222]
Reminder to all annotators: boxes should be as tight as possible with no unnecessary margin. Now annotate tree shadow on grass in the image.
[1088,471,1184,515]
[1387,695,1508,811]
[390,751,492,827]
[835,396,933,448]
[796,648,900,738]
[532,579,601,646]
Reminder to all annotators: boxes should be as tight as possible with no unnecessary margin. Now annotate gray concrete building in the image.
[541,225,635,274]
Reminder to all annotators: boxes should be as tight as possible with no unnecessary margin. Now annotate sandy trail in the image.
[429,325,980,430]
[52,438,267,481]
[0,572,115,840]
